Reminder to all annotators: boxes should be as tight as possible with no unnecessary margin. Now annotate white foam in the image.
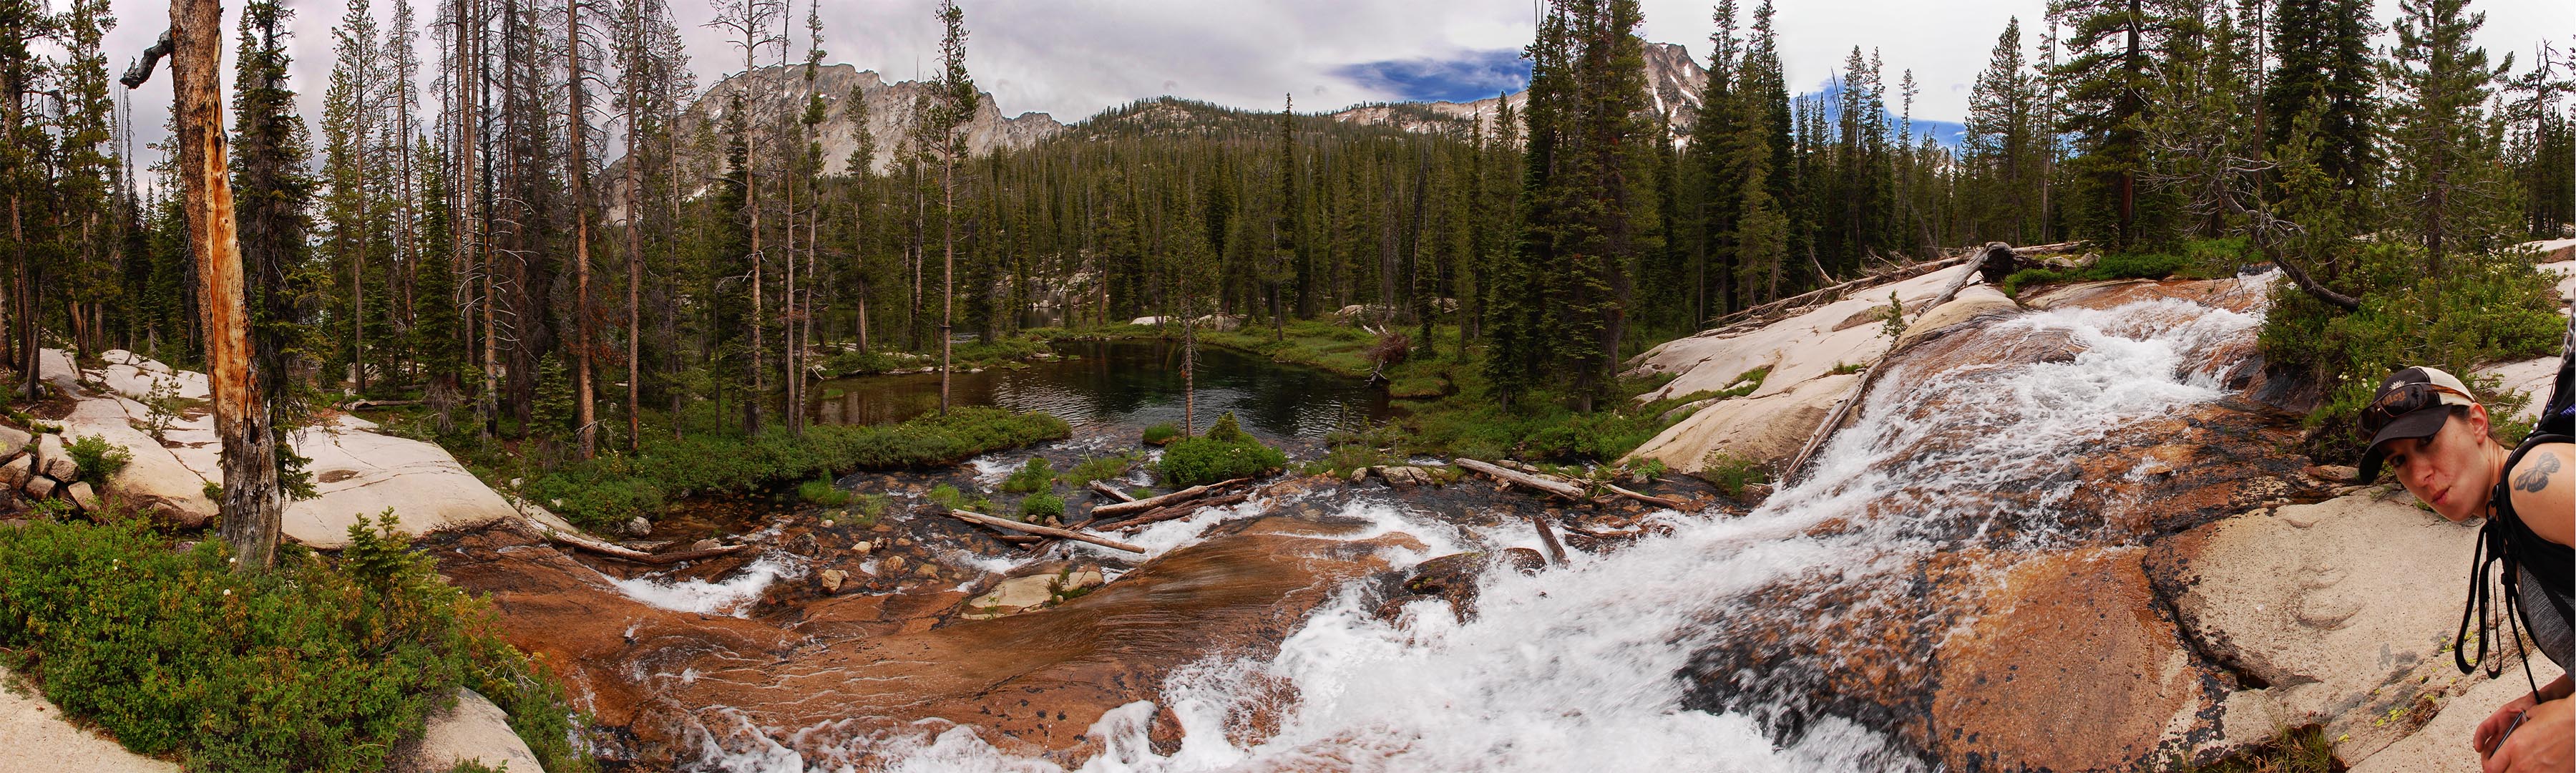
[701,297,2264,772]
[608,553,804,618]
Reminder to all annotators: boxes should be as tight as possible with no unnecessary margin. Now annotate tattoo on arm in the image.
[2514,454,2560,494]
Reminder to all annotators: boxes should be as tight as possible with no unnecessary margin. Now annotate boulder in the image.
[1128,316,1168,326]
[960,564,1105,620]
[280,417,526,548]
[393,688,547,773]
[24,475,56,500]
[1622,373,1860,474]
[2149,494,2487,763]
[0,665,182,773]
[34,432,76,482]
[1,455,28,490]
[54,403,215,529]
[64,482,99,513]
[35,348,81,397]
[0,425,29,460]
[1191,313,1244,332]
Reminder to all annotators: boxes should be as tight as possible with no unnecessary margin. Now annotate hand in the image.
[2484,697,2572,773]
[2476,691,2541,757]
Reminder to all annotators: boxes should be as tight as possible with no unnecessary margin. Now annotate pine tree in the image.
[2264,0,2377,193]
[927,0,977,414]
[2384,0,2514,272]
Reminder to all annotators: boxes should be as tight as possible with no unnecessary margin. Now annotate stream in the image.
[640,279,2293,771]
[807,340,1392,441]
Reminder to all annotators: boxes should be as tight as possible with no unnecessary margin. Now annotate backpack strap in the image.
[2458,434,2576,691]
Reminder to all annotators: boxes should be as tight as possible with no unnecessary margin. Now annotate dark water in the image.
[806,340,1390,440]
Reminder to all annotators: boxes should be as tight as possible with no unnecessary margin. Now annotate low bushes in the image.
[525,407,1068,530]
[1065,453,1137,486]
[1000,457,1058,493]
[1156,413,1287,487]
[0,514,594,773]
[63,434,132,487]
[1999,241,2228,297]
[1141,422,1181,445]
[1018,492,1065,522]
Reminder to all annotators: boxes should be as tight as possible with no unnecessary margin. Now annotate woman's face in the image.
[2381,409,2493,522]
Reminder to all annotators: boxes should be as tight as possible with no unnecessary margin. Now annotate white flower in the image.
[221,588,231,596]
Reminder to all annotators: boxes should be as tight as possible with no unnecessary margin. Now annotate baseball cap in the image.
[2355,366,2480,482]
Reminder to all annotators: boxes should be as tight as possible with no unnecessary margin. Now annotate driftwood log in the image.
[1088,480,1137,502]
[1601,482,1684,509]
[1527,512,1566,566]
[1088,477,1249,518]
[1095,492,1251,532]
[1455,458,1586,499]
[512,517,754,565]
[942,508,1146,553]
[1701,253,1971,329]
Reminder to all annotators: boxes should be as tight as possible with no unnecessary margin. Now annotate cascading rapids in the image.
[706,294,2264,772]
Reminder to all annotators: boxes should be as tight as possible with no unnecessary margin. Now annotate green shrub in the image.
[1876,291,1908,341]
[2261,244,2563,462]
[519,407,1067,529]
[1204,412,1249,443]
[0,514,595,773]
[1141,422,1181,445]
[63,434,132,487]
[799,477,852,506]
[1018,492,1065,522]
[852,494,891,526]
[2001,267,2076,297]
[1156,434,1287,487]
[1000,457,1057,494]
[1699,452,1772,497]
[927,484,966,510]
[1065,454,1137,486]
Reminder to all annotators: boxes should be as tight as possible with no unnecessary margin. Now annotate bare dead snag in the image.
[152,0,283,571]
[1095,493,1251,532]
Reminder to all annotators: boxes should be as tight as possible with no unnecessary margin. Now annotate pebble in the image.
[853,540,872,555]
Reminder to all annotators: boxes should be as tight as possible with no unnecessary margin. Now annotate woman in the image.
[2356,365,2571,773]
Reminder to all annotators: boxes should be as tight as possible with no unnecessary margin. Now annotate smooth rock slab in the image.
[280,418,525,548]
[393,687,547,773]
[0,666,180,773]
[2348,656,2567,773]
[2151,493,2486,762]
[1623,373,1858,473]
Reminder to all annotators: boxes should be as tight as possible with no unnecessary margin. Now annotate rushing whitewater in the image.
[699,293,2265,772]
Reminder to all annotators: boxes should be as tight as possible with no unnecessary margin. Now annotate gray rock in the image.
[64,482,99,513]
[623,516,652,537]
[0,425,29,460]
[1,455,28,490]
[24,475,56,500]
[34,433,76,482]
[394,688,547,773]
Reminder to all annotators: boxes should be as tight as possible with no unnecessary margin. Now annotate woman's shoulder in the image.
[2506,441,2573,548]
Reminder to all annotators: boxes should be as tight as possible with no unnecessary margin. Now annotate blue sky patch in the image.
[1335,49,1533,104]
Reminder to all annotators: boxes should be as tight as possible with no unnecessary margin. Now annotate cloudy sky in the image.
[97,0,2575,167]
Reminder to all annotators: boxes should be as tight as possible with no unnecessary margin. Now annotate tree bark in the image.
[1454,458,1586,499]
[568,0,595,459]
[166,0,284,571]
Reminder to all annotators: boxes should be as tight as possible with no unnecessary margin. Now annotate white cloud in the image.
[99,0,2575,172]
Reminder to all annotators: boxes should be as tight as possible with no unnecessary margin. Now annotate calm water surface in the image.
[806,339,1390,440]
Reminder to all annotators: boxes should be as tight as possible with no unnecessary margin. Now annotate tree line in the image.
[0,0,2569,465]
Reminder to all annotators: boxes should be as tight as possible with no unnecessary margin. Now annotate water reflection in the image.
[806,340,1390,440]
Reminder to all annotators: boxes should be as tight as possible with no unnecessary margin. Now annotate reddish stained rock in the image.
[662,517,1410,764]
[1929,548,2221,771]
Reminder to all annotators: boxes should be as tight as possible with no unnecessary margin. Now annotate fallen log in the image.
[1088,477,1250,518]
[512,517,753,565]
[1701,253,1971,328]
[1601,482,1684,509]
[940,508,1146,554]
[341,398,423,410]
[1088,480,1138,502]
[1455,458,1586,500]
[1096,492,1251,532]
[1527,512,1566,566]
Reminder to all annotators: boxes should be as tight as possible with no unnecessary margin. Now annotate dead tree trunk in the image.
[159,0,284,570]
[568,0,595,458]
